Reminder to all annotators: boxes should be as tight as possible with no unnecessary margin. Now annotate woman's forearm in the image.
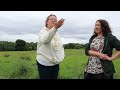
[40,27,57,44]
[88,50,101,57]
[111,51,120,60]
[89,50,110,60]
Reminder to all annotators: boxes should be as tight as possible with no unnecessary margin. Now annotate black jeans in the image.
[84,72,113,79]
[37,61,59,79]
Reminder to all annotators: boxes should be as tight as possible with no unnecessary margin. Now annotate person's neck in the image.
[97,33,103,37]
[47,26,53,30]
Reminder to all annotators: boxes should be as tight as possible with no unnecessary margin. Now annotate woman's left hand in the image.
[103,55,113,61]
[54,19,65,29]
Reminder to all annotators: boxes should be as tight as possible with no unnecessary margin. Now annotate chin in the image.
[51,25,54,26]
[95,32,100,34]
[95,30,101,34]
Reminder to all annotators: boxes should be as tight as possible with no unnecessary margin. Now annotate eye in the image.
[49,19,57,21]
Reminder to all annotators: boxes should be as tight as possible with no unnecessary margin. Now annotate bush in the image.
[4,54,11,58]
[9,61,29,79]
[74,45,81,49]
[20,56,31,61]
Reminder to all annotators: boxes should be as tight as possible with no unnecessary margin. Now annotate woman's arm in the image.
[108,35,120,61]
[88,50,109,60]
[85,36,109,60]
[88,50,101,57]
[107,51,120,61]
[40,19,64,44]
[39,27,57,44]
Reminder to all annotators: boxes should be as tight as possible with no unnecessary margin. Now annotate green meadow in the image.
[0,49,120,79]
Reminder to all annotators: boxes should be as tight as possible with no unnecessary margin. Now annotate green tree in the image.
[15,39,26,51]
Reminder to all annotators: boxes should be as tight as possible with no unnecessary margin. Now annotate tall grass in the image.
[59,49,87,79]
[0,50,120,79]
[0,51,39,79]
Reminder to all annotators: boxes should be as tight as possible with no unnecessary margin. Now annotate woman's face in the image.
[47,16,57,28]
[95,21,102,34]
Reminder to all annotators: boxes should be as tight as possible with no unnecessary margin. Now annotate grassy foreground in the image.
[0,49,120,79]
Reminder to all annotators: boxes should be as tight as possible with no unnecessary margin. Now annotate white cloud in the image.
[0,11,120,44]
[0,33,38,43]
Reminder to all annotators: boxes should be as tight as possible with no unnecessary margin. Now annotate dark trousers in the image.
[84,72,113,79]
[37,61,59,79]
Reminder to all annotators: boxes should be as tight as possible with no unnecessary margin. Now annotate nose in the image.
[95,26,98,28]
[95,25,99,28]
[53,19,57,22]
[52,20,56,22]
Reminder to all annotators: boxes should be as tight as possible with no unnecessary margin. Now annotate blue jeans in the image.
[37,61,59,79]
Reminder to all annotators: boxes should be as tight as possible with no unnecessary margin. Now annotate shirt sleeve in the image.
[39,27,57,44]
[85,38,91,56]
[111,35,120,51]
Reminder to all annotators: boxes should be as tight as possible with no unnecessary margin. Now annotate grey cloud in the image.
[0,11,120,44]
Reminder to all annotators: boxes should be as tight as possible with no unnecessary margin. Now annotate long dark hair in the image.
[94,19,112,36]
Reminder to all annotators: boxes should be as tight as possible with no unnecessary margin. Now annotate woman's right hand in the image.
[54,19,65,29]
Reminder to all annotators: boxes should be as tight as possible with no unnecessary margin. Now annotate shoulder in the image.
[107,33,120,44]
[107,33,116,39]
[89,34,96,41]
[39,27,48,34]
[108,33,114,37]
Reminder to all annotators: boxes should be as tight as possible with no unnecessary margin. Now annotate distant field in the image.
[0,49,120,79]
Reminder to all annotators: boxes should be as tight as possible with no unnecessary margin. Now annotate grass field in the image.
[0,49,120,79]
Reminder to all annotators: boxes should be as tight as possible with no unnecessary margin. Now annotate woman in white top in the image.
[36,14,65,79]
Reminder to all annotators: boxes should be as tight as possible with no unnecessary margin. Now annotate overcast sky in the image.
[0,11,120,44]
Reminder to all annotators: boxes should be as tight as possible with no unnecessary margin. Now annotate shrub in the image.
[4,54,10,58]
[20,56,31,61]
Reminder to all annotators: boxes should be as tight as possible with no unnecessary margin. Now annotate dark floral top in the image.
[85,36,105,74]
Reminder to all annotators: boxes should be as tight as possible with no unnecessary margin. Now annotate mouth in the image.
[95,28,99,31]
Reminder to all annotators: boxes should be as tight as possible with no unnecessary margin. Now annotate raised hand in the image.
[54,18,65,29]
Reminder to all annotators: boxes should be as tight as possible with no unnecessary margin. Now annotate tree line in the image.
[0,39,37,51]
[63,43,88,49]
[0,39,88,51]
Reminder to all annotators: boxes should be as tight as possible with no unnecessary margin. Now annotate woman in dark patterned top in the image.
[84,19,120,79]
